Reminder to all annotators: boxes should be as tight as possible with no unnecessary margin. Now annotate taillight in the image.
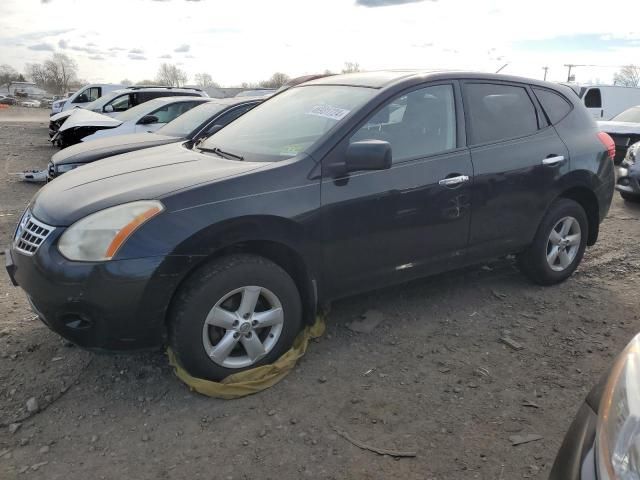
[598,131,615,161]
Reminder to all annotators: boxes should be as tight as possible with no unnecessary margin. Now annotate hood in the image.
[32,143,266,226]
[58,109,122,132]
[51,132,181,166]
[50,108,77,122]
[598,121,640,135]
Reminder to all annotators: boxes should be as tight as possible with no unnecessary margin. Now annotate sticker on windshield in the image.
[279,143,306,156]
[306,104,350,121]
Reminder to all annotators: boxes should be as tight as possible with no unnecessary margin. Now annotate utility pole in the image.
[564,64,575,82]
[542,66,549,81]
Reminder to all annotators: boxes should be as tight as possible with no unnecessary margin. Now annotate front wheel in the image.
[517,198,588,286]
[169,254,303,381]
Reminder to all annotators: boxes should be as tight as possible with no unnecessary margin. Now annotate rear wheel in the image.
[169,254,303,381]
[518,198,588,285]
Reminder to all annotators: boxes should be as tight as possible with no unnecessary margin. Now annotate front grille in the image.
[14,211,54,256]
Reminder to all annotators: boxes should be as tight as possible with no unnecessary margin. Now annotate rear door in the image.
[321,82,473,298]
[462,81,570,260]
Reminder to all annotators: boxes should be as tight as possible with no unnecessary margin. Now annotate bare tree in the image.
[614,65,640,87]
[45,53,78,93]
[156,63,188,87]
[341,62,361,74]
[120,78,133,86]
[259,72,290,88]
[0,64,23,86]
[25,63,49,89]
[194,72,219,88]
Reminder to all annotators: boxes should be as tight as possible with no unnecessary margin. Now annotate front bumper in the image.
[615,164,640,197]
[5,229,198,351]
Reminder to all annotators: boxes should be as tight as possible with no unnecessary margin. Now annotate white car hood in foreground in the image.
[598,121,640,135]
[50,109,77,122]
[58,109,122,132]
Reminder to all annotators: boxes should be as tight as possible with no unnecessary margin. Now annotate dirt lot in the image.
[1,106,639,479]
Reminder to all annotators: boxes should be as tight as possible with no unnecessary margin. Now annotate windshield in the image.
[157,101,223,137]
[612,107,640,123]
[201,85,376,161]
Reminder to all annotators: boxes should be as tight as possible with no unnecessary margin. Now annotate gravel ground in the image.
[1,107,640,479]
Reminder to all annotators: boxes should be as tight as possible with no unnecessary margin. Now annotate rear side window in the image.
[464,83,539,145]
[584,88,602,108]
[533,88,572,124]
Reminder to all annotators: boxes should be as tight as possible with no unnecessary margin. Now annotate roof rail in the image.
[128,85,204,92]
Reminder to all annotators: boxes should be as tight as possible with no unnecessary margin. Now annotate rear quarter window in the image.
[533,88,573,124]
[464,83,540,145]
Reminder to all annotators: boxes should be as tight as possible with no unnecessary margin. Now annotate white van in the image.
[570,85,640,120]
[50,84,124,115]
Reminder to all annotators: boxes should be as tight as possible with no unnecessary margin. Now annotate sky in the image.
[0,0,639,87]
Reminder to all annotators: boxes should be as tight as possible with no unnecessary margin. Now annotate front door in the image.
[461,81,570,260]
[320,83,473,298]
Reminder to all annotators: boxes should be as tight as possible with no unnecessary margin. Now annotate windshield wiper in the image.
[198,146,244,161]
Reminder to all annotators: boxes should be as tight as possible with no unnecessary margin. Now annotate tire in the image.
[169,254,303,381]
[517,198,588,286]
[620,191,640,203]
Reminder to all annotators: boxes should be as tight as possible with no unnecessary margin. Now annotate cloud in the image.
[28,42,55,51]
[128,53,147,60]
[129,48,144,54]
[41,0,53,3]
[58,38,68,49]
[89,55,105,61]
[159,54,172,59]
[356,0,428,6]
[174,44,190,53]
[109,47,126,51]
[185,54,195,58]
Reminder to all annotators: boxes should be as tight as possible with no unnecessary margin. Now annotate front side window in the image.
[157,102,226,137]
[147,101,199,124]
[106,94,132,112]
[201,85,376,162]
[350,84,456,162]
[584,88,602,108]
[464,83,539,145]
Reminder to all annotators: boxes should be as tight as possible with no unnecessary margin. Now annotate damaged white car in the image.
[52,96,211,148]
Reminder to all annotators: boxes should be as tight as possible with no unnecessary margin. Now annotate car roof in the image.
[302,69,570,92]
[110,86,205,95]
[142,96,211,105]
[208,96,265,106]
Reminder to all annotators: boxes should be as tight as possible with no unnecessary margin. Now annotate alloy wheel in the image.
[202,286,284,368]
[546,216,581,272]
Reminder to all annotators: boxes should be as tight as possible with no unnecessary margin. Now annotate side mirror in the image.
[103,104,114,113]
[138,115,159,125]
[345,140,392,172]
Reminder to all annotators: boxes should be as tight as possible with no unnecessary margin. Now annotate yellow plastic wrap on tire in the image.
[167,316,325,399]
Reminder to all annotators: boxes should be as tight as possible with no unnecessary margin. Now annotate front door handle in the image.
[542,155,565,166]
[438,175,470,187]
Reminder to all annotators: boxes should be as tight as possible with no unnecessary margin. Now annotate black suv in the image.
[6,71,615,380]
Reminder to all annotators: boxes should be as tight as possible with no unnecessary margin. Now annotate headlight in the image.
[55,163,79,174]
[58,200,164,261]
[624,143,640,166]
[597,335,640,480]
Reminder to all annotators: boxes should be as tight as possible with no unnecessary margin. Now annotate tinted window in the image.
[464,83,539,145]
[157,102,226,138]
[533,88,572,124]
[350,84,456,162]
[584,88,602,108]
[203,104,256,133]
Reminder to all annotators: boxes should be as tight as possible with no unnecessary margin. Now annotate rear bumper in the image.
[6,231,198,351]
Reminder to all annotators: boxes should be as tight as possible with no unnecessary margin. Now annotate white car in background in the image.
[51,84,124,115]
[54,96,211,147]
[20,99,41,108]
[598,105,640,163]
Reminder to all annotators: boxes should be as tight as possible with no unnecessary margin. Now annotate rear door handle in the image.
[438,175,470,187]
[542,155,565,166]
